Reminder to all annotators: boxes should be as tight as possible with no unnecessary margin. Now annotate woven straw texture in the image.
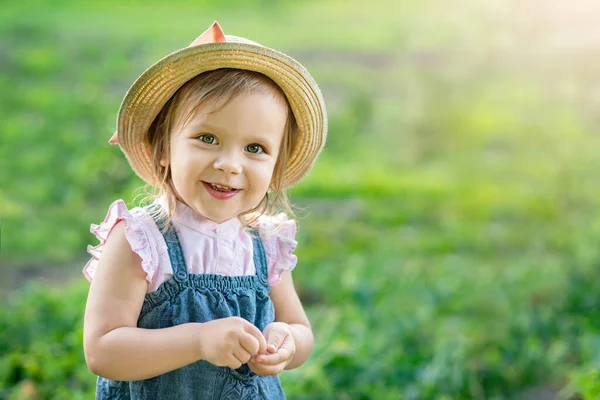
[116,38,327,188]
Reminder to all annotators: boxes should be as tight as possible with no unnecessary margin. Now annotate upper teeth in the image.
[210,183,231,190]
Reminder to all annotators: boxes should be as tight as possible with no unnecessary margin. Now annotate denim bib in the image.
[96,211,285,399]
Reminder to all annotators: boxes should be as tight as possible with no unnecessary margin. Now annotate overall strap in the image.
[145,206,189,283]
[249,228,269,286]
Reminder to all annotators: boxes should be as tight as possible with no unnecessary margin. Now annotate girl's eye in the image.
[246,144,264,154]
[198,134,218,145]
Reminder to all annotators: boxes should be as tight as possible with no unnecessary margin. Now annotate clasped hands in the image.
[198,317,295,376]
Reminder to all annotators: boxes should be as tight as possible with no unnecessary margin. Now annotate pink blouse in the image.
[83,199,298,292]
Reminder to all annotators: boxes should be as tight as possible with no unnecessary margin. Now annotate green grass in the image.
[3,0,600,398]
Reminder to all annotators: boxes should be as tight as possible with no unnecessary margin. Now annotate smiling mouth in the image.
[203,181,239,192]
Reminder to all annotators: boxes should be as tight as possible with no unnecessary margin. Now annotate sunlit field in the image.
[2,0,600,398]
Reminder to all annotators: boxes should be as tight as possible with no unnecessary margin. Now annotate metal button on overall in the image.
[175,270,187,281]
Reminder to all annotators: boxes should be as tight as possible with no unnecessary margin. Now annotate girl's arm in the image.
[83,221,203,380]
[83,221,266,381]
[268,271,314,369]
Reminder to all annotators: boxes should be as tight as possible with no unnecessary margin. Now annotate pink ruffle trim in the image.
[83,200,162,286]
[258,213,298,285]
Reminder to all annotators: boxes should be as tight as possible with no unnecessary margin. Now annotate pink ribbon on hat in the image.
[109,22,227,145]
[189,21,226,47]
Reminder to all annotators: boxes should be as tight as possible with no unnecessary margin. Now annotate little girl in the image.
[82,22,326,399]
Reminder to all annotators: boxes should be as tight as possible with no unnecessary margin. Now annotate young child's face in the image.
[162,90,288,223]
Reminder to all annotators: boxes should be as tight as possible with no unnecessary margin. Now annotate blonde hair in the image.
[140,68,298,231]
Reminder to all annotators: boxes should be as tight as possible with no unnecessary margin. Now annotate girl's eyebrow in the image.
[245,134,274,144]
[184,120,220,132]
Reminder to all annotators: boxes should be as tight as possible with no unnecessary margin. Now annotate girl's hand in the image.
[248,322,296,376]
[197,317,267,369]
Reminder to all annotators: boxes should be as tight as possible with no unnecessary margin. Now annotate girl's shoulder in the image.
[83,199,168,287]
[254,213,298,286]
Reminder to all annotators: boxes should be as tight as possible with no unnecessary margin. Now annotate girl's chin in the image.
[196,206,239,224]
[204,214,231,224]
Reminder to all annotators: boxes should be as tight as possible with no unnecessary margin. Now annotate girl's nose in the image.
[213,152,242,175]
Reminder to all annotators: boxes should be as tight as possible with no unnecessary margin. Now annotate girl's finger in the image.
[239,331,260,355]
[243,322,267,354]
[228,353,244,370]
[232,347,251,365]
[254,348,291,365]
[265,329,288,354]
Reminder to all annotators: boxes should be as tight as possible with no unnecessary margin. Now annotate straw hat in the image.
[110,22,327,188]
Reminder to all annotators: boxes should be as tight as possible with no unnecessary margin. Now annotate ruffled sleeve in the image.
[83,199,167,287]
[258,213,298,286]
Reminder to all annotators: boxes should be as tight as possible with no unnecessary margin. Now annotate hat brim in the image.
[116,41,327,188]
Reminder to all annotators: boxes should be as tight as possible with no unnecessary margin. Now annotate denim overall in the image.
[96,211,285,399]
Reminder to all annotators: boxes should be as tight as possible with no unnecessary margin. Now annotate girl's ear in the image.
[160,157,168,167]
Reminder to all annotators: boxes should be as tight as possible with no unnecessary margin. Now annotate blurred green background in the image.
[2,0,600,398]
